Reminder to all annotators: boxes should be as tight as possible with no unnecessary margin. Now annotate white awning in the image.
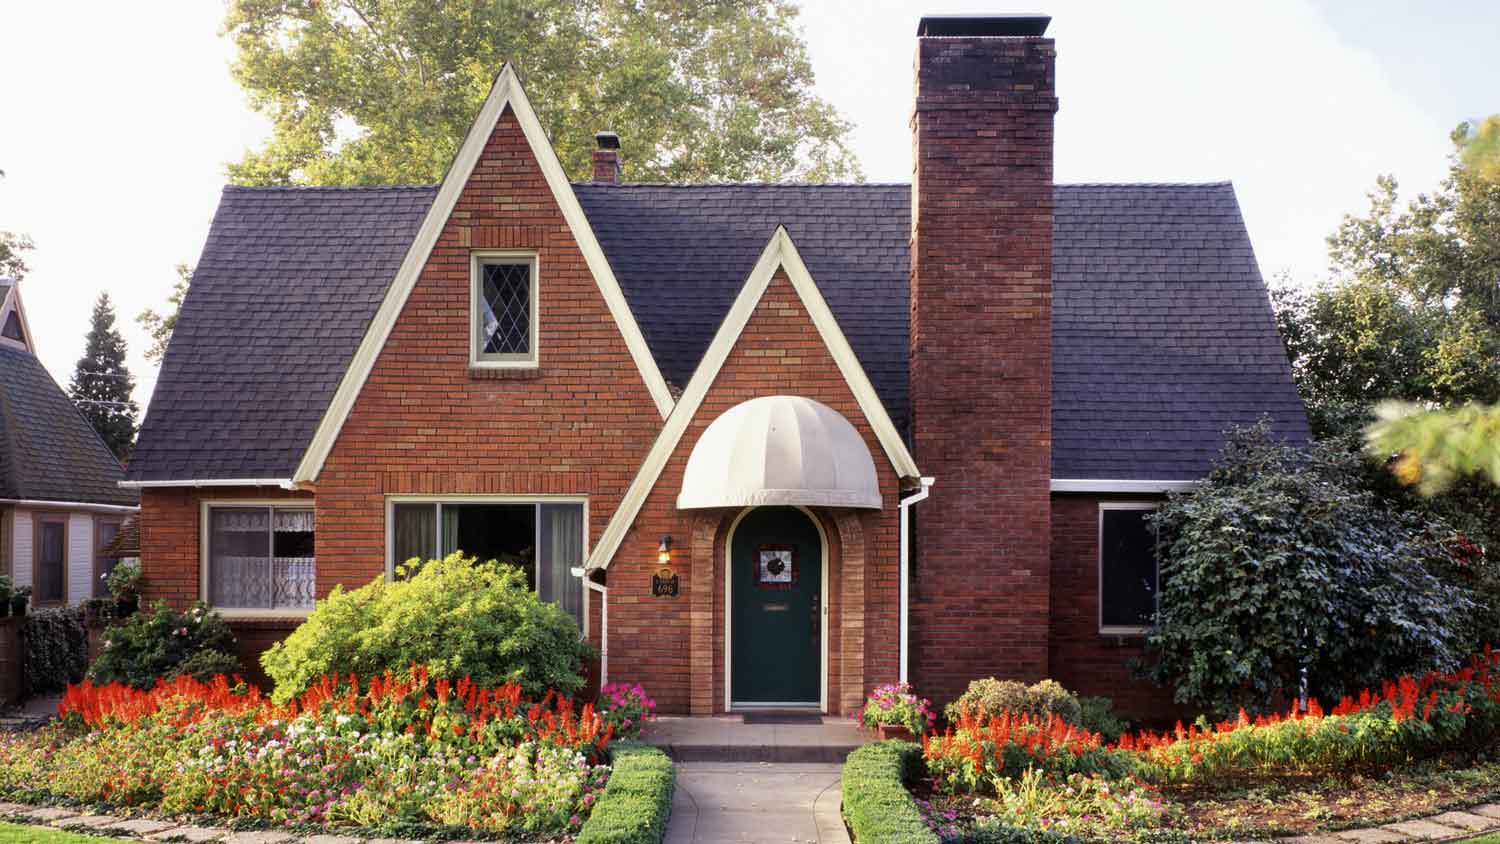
[678,395,882,510]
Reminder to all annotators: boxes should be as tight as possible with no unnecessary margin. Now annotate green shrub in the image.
[87,601,241,689]
[1077,697,1131,744]
[575,742,674,844]
[945,678,1082,726]
[22,607,87,695]
[842,741,938,844]
[262,553,595,704]
[1147,424,1475,717]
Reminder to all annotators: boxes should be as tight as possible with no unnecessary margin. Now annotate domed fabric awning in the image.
[678,395,882,510]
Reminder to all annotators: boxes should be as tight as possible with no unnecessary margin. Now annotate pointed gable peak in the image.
[0,279,34,354]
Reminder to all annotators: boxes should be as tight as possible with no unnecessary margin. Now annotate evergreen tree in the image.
[70,292,138,462]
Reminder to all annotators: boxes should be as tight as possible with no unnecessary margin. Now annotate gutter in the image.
[898,476,935,684]
[1050,479,1198,494]
[0,498,139,514]
[119,479,300,490]
[573,567,609,687]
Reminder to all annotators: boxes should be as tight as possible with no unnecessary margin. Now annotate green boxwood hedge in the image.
[577,742,675,844]
[842,740,938,844]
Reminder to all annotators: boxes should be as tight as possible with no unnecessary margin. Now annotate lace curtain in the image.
[209,507,315,610]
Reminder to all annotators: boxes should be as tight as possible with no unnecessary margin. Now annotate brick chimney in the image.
[592,131,622,183]
[909,14,1057,703]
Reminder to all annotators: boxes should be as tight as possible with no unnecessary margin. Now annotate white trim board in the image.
[585,226,921,570]
[1051,479,1198,494]
[289,64,674,485]
[119,478,295,490]
[0,498,138,515]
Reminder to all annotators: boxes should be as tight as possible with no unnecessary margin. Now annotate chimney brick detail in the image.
[909,34,1057,703]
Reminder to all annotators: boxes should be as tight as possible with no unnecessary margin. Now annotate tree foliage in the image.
[137,263,191,363]
[1367,402,1500,495]
[69,293,138,462]
[1275,116,1500,441]
[0,169,34,282]
[223,0,859,186]
[1146,426,1474,718]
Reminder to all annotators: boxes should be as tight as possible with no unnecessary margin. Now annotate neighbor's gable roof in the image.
[127,181,1309,485]
[1,344,137,506]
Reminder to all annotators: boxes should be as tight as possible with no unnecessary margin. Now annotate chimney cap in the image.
[595,131,621,150]
[917,14,1050,37]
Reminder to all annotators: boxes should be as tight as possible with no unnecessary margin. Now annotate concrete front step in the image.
[646,715,869,763]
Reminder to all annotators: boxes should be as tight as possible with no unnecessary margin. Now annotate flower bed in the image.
[897,650,1500,842]
[0,667,626,839]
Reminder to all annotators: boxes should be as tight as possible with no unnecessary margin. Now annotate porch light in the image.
[658,535,672,565]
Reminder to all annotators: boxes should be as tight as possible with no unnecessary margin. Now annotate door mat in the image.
[741,713,824,725]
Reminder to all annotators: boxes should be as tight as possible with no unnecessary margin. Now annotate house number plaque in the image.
[652,566,680,598]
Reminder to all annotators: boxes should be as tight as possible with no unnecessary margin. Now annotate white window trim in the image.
[469,252,540,369]
[383,494,589,612]
[200,499,317,619]
[1097,501,1160,636]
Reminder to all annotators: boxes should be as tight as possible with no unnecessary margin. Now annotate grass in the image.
[1463,836,1500,844]
[0,822,119,843]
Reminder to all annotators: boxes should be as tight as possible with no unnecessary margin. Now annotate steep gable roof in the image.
[0,344,137,506]
[127,181,1308,485]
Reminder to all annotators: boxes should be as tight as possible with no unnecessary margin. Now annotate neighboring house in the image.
[126,16,1307,716]
[1,278,140,608]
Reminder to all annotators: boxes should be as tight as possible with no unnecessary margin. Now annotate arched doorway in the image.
[726,506,826,709]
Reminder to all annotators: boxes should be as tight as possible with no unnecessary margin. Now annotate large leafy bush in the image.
[944,678,1082,726]
[87,601,241,689]
[262,553,593,703]
[1146,425,1474,716]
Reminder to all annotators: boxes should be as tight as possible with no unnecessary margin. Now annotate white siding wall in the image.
[69,512,94,605]
[8,509,100,606]
[12,509,32,591]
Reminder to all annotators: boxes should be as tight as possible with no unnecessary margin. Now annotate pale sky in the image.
[1,0,1496,412]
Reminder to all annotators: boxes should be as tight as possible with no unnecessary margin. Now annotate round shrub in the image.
[88,601,241,689]
[944,678,1082,726]
[262,553,595,703]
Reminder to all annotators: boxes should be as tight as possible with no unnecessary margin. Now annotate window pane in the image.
[1100,509,1158,629]
[479,262,531,356]
[95,521,121,599]
[209,508,270,608]
[271,509,316,610]
[37,520,66,603]
[538,503,584,625]
[393,503,437,573]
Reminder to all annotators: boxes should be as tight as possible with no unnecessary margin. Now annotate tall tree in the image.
[1276,115,1500,439]
[70,293,139,462]
[137,263,192,363]
[223,0,860,185]
[1367,402,1500,496]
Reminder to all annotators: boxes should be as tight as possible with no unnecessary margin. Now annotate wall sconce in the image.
[658,535,672,565]
[652,535,679,598]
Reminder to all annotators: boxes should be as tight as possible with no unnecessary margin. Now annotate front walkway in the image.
[666,763,848,844]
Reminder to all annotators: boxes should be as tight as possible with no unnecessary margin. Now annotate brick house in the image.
[125,15,1307,717]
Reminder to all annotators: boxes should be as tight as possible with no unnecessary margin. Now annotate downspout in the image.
[574,567,609,687]
[898,476,935,684]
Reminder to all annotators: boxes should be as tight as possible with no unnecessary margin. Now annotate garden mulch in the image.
[0,804,440,844]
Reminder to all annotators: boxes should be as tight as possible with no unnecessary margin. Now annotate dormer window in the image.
[471,253,538,368]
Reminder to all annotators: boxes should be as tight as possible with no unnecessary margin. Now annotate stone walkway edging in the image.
[1263,802,1500,844]
[0,801,488,844]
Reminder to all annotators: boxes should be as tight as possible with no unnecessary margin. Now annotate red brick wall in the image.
[615,270,903,714]
[1049,495,1185,723]
[909,33,1058,705]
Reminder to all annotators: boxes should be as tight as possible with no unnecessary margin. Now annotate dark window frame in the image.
[1097,502,1160,635]
[33,512,69,607]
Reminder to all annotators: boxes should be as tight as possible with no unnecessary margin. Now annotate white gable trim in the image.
[586,227,920,570]
[0,281,35,354]
[290,65,674,485]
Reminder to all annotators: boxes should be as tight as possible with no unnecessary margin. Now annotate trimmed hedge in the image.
[842,740,938,844]
[577,741,675,844]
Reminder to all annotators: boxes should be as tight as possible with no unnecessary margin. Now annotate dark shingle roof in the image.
[128,181,1307,483]
[0,345,137,506]
[128,186,437,481]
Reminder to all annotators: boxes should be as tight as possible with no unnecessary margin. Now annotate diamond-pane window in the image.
[474,258,536,363]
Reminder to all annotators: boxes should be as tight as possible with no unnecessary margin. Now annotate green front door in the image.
[730,507,823,706]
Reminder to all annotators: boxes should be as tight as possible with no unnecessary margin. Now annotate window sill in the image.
[468,365,543,380]
[1097,628,1149,644]
[212,610,314,623]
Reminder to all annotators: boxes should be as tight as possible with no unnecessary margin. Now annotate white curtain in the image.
[392,503,437,572]
[538,503,584,624]
[441,505,461,557]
